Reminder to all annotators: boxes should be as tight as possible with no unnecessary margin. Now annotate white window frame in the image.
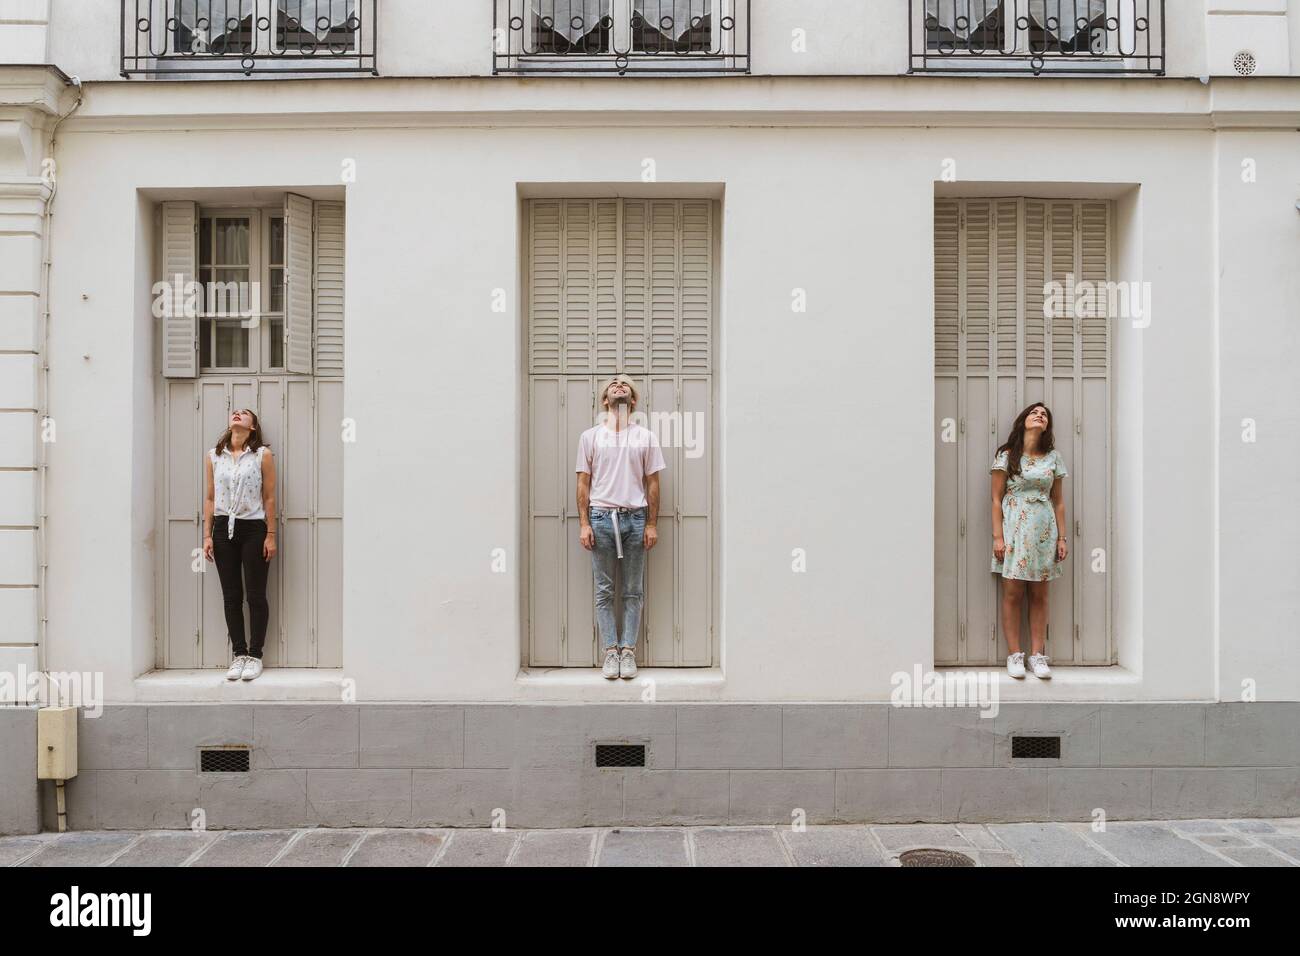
[198,208,259,374]
[262,211,287,372]
[196,204,292,376]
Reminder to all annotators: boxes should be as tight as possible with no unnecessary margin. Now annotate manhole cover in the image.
[899,848,975,867]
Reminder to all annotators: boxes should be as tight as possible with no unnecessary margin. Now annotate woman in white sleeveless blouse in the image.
[203,408,277,681]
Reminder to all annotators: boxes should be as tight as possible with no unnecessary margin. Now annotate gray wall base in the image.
[11,702,1300,832]
[0,707,40,835]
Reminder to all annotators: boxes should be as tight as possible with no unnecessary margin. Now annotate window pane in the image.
[632,1,712,52]
[210,267,251,318]
[213,218,249,265]
[279,0,356,50]
[199,218,212,265]
[269,216,285,264]
[269,266,284,313]
[214,322,250,368]
[269,319,284,369]
[532,0,611,53]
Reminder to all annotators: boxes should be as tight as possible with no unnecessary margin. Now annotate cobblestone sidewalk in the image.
[4,818,1298,867]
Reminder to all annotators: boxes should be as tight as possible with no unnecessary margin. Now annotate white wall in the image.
[34,75,1292,704]
[37,0,1295,80]
[1215,128,1300,701]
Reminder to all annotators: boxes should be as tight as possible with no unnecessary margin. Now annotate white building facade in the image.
[0,1,1297,833]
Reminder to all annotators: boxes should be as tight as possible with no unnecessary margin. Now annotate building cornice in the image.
[53,74,1300,133]
[0,65,77,116]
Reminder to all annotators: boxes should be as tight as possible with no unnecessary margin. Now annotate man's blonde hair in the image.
[600,374,640,410]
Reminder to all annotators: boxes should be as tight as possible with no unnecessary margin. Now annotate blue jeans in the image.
[589,507,646,651]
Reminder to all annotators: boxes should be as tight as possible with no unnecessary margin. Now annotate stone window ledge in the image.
[134,668,345,703]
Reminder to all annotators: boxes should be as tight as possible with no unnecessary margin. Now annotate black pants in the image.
[211,515,269,659]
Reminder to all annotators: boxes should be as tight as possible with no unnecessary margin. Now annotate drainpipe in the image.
[34,76,82,682]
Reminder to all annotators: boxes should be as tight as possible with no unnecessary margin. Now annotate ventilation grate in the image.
[1011,735,1061,759]
[595,744,645,768]
[899,848,975,867]
[1233,50,1257,76]
[199,747,251,773]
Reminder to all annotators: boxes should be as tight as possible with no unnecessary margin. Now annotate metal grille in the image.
[909,0,1165,76]
[595,744,646,767]
[199,747,251,772]
[122,1,379,77]
[1011,735,1061,759]
[899,848,976,867]
[494,0,750,75]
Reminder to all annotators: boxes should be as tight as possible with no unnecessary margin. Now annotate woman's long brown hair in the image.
[996,403,1054,481]
[214,409,268,457]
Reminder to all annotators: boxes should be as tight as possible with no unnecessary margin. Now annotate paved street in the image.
[3,818,1298,866]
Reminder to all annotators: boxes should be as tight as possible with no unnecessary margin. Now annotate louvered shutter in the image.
[621,200,648,373]
[563,200,595,374]
[935,197,1112,667]
[1077,201,1111,661]
[527,198,716,667]
[1024,200,1046,374]
[680,201,712,372]
[648,201,678,371]
[284,193,314,374]
[1049,201,1076,376]
[313,201,345,377]
[529,201,562,372]
[933,199,961,663]
[594,200,621,373]
[162,201,198,378]
[934,201,959,375]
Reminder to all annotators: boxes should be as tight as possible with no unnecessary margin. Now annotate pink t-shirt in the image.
[575,423,666,509]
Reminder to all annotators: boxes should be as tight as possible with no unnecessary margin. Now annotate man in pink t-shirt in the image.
[576,374,666,680]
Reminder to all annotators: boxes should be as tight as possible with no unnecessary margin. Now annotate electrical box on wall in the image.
[37,706,78,780]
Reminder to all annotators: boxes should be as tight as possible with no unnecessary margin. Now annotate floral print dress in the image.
[990,448,1068,582]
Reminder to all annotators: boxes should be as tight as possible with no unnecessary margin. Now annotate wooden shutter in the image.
[313,200,345,377]
[529,201,562,373]
[648,201,678,371]
[161,201,198,378]
[527,198,716,667]
[622,201,648,373]
[563,200,595,374]
[935,197,1112,666]
[284,193,314,374]
[594,200,621,373]
[933,200,960,662]
[680,201,712,372]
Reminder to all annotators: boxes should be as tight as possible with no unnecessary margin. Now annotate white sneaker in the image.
[619,648,638,679]
[1028,653,1052,679]
[226,656,248,681]
[1006,652,1026,680]
[240,656,263,681]
[602,648,620,679]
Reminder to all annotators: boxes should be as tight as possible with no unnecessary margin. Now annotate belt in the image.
[591,507,643,559]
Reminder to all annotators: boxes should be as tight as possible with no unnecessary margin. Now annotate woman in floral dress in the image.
[990,403,1068,680]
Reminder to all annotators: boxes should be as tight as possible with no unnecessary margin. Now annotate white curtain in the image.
[172,1,355,41]
[1026,0,1107,41]
[278,0,356,40]
[633,0,713,40]
[925,0,1003,39]
[530,0,612,43]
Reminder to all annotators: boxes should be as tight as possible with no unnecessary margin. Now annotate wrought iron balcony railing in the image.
[910,0,1164,75]
[122,0,378,77]
[493,0,749,75]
